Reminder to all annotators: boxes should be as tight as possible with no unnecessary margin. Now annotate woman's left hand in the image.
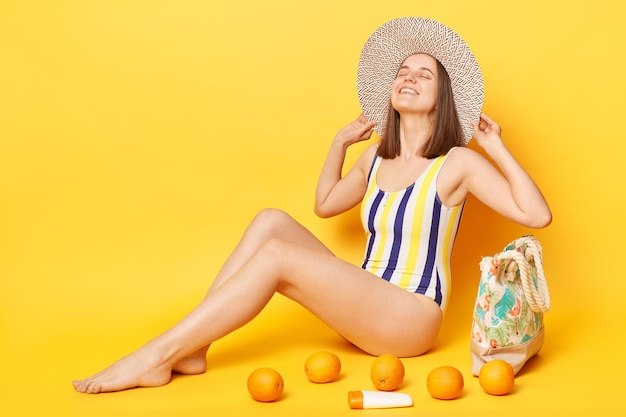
[334,113,377,148]
[471,113,502,149]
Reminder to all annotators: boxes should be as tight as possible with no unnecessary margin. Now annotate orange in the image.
[370,354,405,391]
[426,366,464,400]
[246,367,284,402]
[304,351,341,383]
[479,360,515,396]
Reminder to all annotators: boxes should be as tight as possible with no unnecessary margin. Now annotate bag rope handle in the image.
[496,236,551,313]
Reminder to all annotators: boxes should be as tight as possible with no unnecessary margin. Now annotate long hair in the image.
[377,59,464,159]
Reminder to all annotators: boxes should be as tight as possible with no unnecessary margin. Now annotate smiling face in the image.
[378,53,463,159]
[390,53,439,117]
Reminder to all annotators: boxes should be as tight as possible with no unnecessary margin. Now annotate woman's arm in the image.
[451,114,552,228]
[314,114,377,218]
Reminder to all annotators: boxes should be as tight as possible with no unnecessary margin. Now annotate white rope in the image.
[495,236,550,313]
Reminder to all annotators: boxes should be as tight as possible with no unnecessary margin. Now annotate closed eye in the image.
[396,66,435,80]
[417,71,433,79]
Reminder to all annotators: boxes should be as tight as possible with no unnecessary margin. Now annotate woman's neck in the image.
[398,115,432,159]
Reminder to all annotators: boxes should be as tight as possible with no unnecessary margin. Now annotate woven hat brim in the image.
[357,17,484,145]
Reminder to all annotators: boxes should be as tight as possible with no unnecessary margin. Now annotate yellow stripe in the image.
[360,157,381,228]
[441,204,461,312]
[370,192,398,275]
[397,156,446,289]
[361,175,378,225]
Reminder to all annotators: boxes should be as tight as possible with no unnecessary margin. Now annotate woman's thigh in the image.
[270,239,443,357]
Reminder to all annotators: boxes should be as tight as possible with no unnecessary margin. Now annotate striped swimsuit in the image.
[360,152,464,312]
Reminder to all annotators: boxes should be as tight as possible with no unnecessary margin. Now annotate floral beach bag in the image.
[470,235,551,375]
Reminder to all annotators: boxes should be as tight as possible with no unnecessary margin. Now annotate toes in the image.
[73,378,101,394]
[73,380,87,393]
[86,380,102,394]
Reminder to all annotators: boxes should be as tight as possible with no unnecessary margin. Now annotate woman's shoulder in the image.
[447,145,476,157]
[437,146,484,206]
[444,145,484,167]
[355,142,380,166]
[363,142,380,157]
[439,145,487,182]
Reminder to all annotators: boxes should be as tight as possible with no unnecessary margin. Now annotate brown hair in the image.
[377,58,464,159]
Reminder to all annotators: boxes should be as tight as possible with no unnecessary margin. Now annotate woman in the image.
[73,17,551,394]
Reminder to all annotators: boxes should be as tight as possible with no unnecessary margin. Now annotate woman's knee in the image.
[252,208,293,232]
[250,238,295,285]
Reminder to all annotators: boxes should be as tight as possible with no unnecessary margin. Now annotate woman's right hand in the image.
[334,113,377,148]
[314,114,377,218]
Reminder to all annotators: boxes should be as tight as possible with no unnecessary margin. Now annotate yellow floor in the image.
[3,297,624,417]
[2,1,626,416]
[2,217,623,417]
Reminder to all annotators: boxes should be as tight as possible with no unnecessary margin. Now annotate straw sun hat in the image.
[357,17,484,145]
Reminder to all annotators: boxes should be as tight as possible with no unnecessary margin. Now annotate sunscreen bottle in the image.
[347,390,413,409]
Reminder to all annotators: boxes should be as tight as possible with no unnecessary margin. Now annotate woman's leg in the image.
[172,209,335,374]
[73,211,442,394]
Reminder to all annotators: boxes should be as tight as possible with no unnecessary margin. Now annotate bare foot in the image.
[73,350,173,394]
[172,348,208,375]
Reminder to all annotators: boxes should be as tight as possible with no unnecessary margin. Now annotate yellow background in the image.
[1,0,624,415]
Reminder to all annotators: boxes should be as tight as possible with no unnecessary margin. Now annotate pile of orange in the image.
[247,352,516,404]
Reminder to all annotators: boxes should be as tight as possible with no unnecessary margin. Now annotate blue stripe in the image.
[381,184,414,280]
[433,269,442,306]
[366,156,378,183]
[417,196,441,292]
[361,191,384,269]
